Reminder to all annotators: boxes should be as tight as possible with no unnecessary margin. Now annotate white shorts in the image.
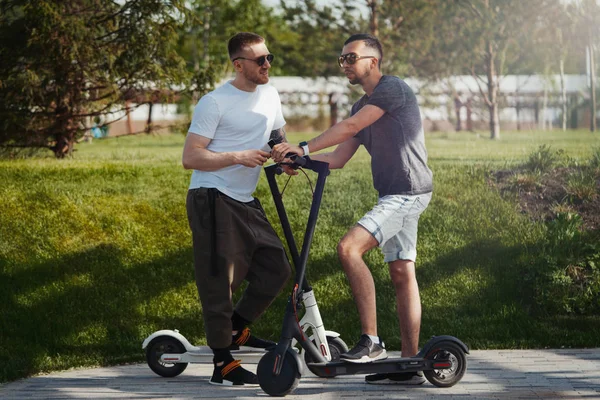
[357,192,432,262]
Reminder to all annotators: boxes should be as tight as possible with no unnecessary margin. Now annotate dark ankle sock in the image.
[231,311,251,332]
[211,347,233,364]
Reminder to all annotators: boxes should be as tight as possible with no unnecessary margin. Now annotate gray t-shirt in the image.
[353,75,433,196]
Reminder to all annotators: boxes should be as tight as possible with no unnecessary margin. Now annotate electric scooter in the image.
[142,155,347,378]
[141,302,347,378]
[257,155,469,396]
[142,329,267,377]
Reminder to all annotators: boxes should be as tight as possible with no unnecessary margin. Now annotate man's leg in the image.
[337,225,379,335]
[365,193,431,384]
[230,198,291,349]
[186,189,258,386]
[337,225,389,363]
[388,259,420,357]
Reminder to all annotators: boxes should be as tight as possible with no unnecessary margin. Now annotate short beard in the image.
[244,69,269,85]
[349,68,370,85]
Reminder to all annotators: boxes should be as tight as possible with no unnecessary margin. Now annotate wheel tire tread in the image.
[423,341,466,388]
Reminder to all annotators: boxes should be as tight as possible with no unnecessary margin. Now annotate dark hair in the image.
[344,33,383,68]
[228,32,265,60]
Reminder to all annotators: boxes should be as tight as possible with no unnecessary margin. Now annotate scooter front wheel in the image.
[304,336,348,377]
[146,336,188,378]
[423,341,467,387]
[257,349,301,396]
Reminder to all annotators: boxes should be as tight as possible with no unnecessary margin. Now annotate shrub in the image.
[532,212,600,314]
[508,172,542,192]
[590,147,600,169]
[566,171,598,203]
[524,145,560,173]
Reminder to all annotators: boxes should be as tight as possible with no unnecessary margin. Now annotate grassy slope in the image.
[1,130,599,382]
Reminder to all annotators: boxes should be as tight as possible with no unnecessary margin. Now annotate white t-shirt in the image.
[187,81,285,202]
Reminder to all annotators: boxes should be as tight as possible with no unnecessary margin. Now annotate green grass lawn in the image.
[1,129,599,383]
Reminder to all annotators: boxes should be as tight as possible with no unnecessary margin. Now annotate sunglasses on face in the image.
[232,54,274,66]
[338,52,376,68]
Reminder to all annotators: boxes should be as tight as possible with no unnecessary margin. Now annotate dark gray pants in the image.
[186,188,291,349]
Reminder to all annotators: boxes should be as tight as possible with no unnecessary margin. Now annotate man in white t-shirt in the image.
[182,32,293,386]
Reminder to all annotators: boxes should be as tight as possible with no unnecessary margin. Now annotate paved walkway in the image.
[1,349,599,399]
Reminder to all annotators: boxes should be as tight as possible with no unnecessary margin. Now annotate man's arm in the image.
[269,125,300,175]
[310,137,361,169]
[182,133,270,171]
[270,125,288,144]
[271,104,384,161]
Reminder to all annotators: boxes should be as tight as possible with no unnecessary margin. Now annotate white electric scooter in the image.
[142,294,346,378]
[142,153,347,378]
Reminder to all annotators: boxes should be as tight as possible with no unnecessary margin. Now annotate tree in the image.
[278,0,365,78]
[576,0,600,132]
[423,0,555,139]
[367,0,441,78]
[0,0,195,158]
[524,1,586,132]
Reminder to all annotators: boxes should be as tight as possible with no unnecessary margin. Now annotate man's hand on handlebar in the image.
[272,143,303,163]
[280,164,299,176]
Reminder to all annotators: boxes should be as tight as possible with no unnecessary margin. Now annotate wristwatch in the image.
[299,141,310,156]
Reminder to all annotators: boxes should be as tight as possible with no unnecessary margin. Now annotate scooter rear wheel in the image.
[423,341,466,387]
[304,336,348,377]
[146,336,188,378]
[257,349,301,396]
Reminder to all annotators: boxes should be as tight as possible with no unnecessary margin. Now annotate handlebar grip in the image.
[290,154,307,167]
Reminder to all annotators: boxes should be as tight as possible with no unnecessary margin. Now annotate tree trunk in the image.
[542,86,548,131]
[52,103,75,158]
[590,43,596,132]
[570,94,579,129]
[367,0,378,37]
[146,103,154,134]
[454,94,462,131]
[516,100,521,131]
[560,58,567,132]
[328,92,339,127]
[486,41,500,139]
[466,98,473,131]
[52,135,70,158]
[489,102,500,139]
[126,100,133,135]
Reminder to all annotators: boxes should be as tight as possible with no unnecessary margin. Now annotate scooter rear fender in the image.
[142,330,197,352]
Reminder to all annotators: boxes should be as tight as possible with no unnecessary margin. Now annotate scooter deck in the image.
[306,355,451,378]
[161,346,270,364]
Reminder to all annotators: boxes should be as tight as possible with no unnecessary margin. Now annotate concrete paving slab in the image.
[1,349,599,399]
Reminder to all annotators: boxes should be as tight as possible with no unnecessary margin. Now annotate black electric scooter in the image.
[257,155,469,396]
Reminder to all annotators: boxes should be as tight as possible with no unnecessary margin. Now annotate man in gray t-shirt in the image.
[353,75,432,196]
[272,33,432,385]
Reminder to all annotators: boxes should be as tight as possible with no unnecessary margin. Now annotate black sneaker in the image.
[339,334,388,363]
[229,327,275,351]
[209,359,259,386]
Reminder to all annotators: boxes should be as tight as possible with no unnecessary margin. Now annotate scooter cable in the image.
[279,167,314,198]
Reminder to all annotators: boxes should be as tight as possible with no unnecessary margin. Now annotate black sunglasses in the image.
[232,54,274,66]
[338,52,376,68]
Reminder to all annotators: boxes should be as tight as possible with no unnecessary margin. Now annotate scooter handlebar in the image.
[274,153,311,174]
[289,154,308,167]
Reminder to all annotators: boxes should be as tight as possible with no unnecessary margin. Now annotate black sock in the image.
[231,311,251,332]
[211,347,233,364]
